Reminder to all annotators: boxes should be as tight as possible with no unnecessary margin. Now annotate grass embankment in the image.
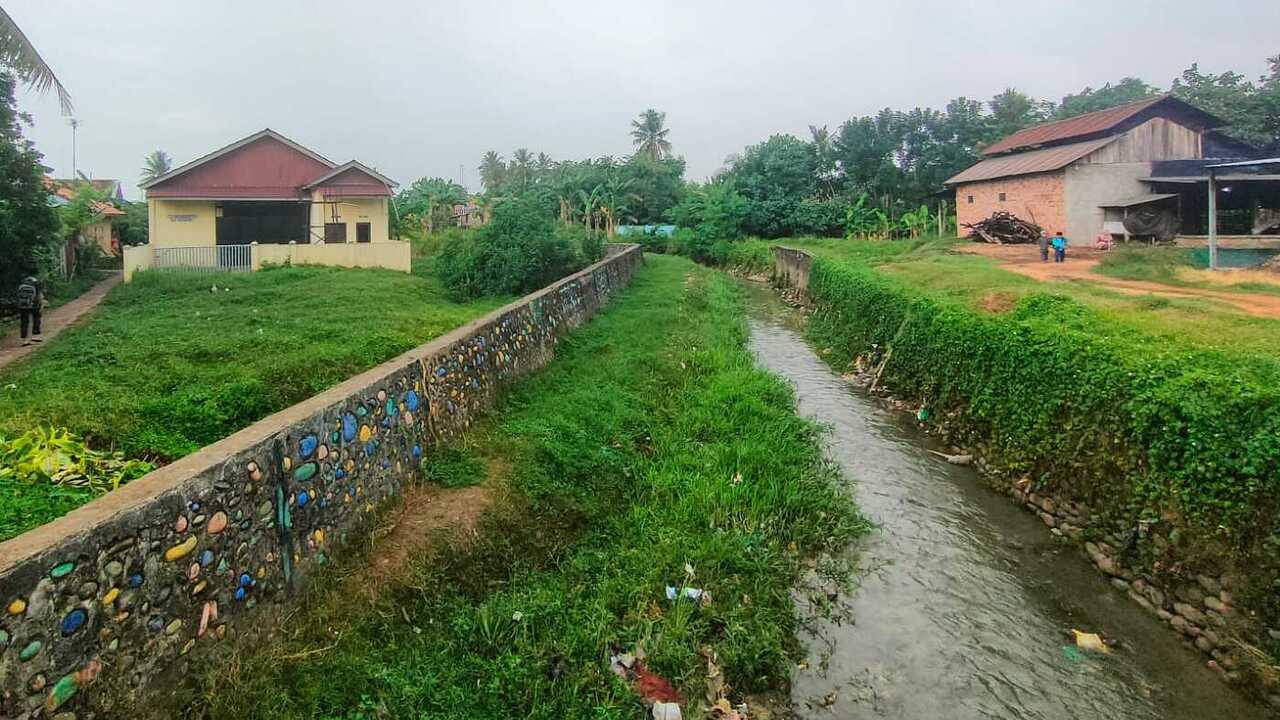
[0,263,506,541]
[1095,245,1280,296]
[791,243,1280,654]
[178,254,864,719]
[789,236,1280,358]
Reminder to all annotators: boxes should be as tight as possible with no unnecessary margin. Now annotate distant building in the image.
[46,177,127,256]
[946,95,1230,241]
[452,201,484,228]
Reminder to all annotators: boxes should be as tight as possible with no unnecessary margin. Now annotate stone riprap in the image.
[0,245,644,718]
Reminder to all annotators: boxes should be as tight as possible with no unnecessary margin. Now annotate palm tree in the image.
[630,109,671,161]
[511,148,534,192]
[478,150,506,192]
[0,6,72,114]
[577,186,602,232]
[598,176,635,237]
[140,150,172,185]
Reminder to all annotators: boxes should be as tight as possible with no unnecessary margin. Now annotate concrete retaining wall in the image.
[772,246,813,293]
[0,245,644,717]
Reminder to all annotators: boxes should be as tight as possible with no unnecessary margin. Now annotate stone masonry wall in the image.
[0,245,644,718]
[954,171,1066,236]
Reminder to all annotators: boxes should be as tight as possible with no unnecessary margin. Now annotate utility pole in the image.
[1207,169,1218,271]
[67,117,81,178]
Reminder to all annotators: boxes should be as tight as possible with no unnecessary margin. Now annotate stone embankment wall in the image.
[770,245,1280,710]
[0,245,644,718]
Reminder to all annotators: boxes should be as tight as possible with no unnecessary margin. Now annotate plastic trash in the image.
[652,702,682,720]
[1072,629,1112,654]
[666,586,711,605]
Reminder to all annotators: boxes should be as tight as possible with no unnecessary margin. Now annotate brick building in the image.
[947,96,1226,241]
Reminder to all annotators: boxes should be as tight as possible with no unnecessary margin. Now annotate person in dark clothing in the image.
[15,275,43,346]
[1037,231,1050,262]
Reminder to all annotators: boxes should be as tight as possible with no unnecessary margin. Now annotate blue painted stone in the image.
[234,587,246,602]
[189,501,201,512]
[200,550,214,567]
[239,573,253,588]
[342,414,358,443]
[404,390,419,412]
[128,574,144,588]
[436,367,447,377]
[61,608,87,636]
[148,615,165,633]
[381,459,390,469]
[297,490,309,508]
[293,462,318,482]
[299,434,318,459]
[412,445,422,460]
[335,468,346,480]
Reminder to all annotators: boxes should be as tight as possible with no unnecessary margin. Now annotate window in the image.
[998,192,1007,202]
[324,222,347,243]
[356,222,371,243]
[967,196,974,204]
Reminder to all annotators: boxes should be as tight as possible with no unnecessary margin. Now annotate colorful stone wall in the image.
[0,245,644,718]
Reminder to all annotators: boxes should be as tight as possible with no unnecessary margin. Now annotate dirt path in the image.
[0,272,121,371]
[956,244,1280,318]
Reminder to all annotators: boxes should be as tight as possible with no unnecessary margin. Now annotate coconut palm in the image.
[0,6,72,114]
[510,148,534,192]
[630,109,671,161]
[478,150,506,192]
[140,150,172,185]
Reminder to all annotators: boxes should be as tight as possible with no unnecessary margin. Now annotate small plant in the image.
[422,446,486,488]
[0,427,153,493]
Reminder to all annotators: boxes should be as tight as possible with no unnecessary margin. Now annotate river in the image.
[740,279,1267,720]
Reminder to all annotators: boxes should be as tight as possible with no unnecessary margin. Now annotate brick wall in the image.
[954,171,1066,236]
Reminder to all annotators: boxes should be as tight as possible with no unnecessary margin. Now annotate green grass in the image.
[176,254,865,719]
[1094,245,1197,285]
[0,262,506,540]
[785,236,1280,359]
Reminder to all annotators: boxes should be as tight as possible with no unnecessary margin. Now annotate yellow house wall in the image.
[83,220,115,256]
[308,195,389,244]
[148,199,217,247]
[254,242,410,272]
[122,243,154,282]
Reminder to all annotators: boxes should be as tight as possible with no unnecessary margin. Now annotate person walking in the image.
[15,274,44,346]
[1051,231,1068,263]
[1038,231,1050,263]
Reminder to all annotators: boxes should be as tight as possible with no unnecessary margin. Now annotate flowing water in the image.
[740,280,1267,720]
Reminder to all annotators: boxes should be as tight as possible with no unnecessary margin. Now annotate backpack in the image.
[15,281,37,310]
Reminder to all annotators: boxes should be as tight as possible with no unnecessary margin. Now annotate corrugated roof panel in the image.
[146,133,334,199]
[945,137,1116,185]
[979,95,1222,157]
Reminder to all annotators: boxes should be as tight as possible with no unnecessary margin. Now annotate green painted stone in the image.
[19,640,41,661]
[47,674,78,711]
[49,561,75,579]
[0,629,8,646]
[293,463,318,482]
[216,558,230,573]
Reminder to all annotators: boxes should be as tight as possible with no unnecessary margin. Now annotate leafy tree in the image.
[0,71,59,295]
[436,196,581,300]
[478,150,506,192]
[987,88,1046,140]
[113,201,148,246]
[1172,62,1269,146]
[394,177,467,236]
[0,6,71,113]
[623,155,685,225]
[1053,77,1159,119]
[140,150,172,185]
[809,125,837,198]
[630,109,672,161]
[726,134,817,202]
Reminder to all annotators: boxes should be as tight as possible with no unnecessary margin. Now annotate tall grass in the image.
[180,255,866,719]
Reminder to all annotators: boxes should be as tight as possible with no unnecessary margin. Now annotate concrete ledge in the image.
[0,245,644,717]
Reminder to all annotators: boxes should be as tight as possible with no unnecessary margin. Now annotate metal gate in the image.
[153,245,252,273]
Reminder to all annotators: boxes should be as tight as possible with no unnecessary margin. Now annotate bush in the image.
[437,197,585,300]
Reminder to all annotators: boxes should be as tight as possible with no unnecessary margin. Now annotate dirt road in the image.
[0,273,121,371]
[955,244,1280,318]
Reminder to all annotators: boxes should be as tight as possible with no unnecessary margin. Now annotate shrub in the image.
[437,197,584,300]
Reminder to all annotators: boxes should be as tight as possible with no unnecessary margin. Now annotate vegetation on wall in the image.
[800,251,1280,630]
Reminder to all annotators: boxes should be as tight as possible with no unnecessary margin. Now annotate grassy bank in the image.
[0,263,506,541]
[795,246,1280,653]
[176,254,864,719]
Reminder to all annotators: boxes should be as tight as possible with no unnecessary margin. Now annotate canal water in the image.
[740,280,1267,720]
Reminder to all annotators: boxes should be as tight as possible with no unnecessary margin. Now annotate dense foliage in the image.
[0,71,59,299]
[802,254,1280,621]
[437,197,601,300]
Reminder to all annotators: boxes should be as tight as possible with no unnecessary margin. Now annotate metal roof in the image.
[1205,157,1280,169]
[980,95,1222,157]
[302,161,398,191]
[945,137,1115,185]
[1142,175,1280,183]
[1097,193,1178,208]
[142,129,336,190]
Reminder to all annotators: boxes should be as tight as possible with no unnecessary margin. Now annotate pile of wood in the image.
[963,211,1042,244]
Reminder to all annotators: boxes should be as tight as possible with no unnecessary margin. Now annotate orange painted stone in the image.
[206,511,228,535]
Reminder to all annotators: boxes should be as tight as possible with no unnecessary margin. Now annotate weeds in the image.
[180,254,865,719]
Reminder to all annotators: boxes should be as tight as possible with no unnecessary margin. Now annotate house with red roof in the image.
[47,177,127,256]
[946,96,1232,242]
[135,129,401,277]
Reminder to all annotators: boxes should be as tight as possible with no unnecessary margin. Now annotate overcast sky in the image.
[9,0,1277,199]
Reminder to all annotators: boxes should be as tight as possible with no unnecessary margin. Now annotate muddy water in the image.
[740,281,1267,720]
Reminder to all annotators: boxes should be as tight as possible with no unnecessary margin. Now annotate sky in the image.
[9,0,1278,200]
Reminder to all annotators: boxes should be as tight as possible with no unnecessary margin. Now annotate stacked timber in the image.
[964,211,1042,244]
